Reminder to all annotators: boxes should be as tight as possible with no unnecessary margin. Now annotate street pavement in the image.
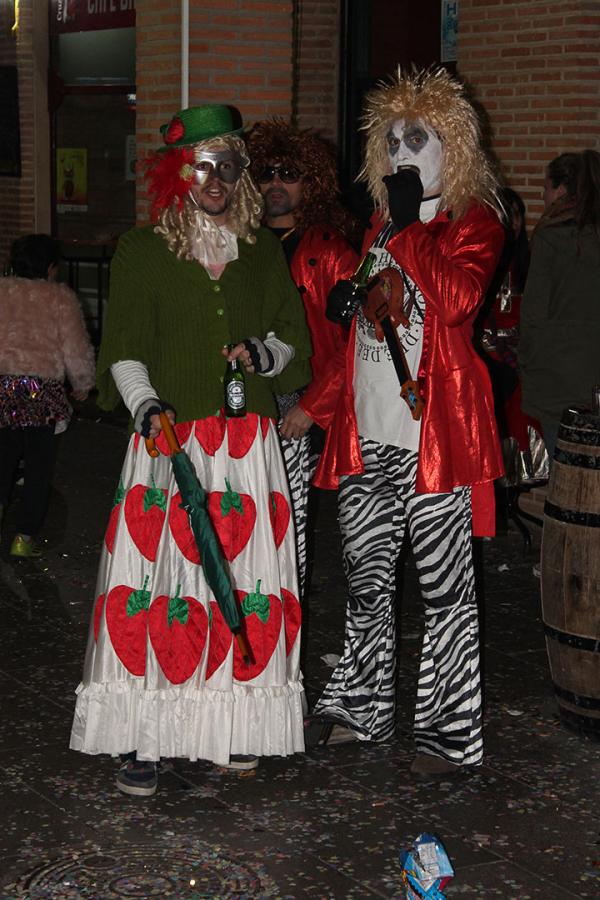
[0,414,598,898]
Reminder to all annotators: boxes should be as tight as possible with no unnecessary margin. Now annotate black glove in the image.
[242,337,275,374]
[134,398,176,437]
[383,168,424,232]
[326,279,366,327]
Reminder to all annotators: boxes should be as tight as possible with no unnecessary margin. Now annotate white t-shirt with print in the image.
[353,197,439,451]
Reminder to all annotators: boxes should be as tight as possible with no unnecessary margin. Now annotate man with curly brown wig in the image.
[247,120,358,599]
[304,69,506,780]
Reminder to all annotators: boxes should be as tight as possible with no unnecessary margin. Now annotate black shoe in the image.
[116,760,157,796]
[303,714,357,749]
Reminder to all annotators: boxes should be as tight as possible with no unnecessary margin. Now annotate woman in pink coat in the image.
[0,234,95,557]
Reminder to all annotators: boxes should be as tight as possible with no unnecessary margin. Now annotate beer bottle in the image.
[224,344,246,417]
[352,251,376,288]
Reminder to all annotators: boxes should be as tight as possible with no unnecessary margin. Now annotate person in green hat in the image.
[70,104,312,796]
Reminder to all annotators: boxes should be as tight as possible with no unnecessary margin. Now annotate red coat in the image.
[304,202,505,536]
[289,226,358,410]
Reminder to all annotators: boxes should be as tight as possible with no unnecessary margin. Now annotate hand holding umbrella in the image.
[146,413,251,665]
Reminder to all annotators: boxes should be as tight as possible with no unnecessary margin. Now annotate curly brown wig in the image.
[361,67,500,221]
[246,119,357,241]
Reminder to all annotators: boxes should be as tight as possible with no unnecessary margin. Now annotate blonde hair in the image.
[360,67,500,220]
[154,135,264,259]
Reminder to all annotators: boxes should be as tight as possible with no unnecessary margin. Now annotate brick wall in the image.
[135,3,182,222]
[135,0,341,223]
[0,1,51,267]
[293,0,341,138]
[459,0,600,226]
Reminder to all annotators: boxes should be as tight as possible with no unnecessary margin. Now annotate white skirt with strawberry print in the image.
[70,412,304,765]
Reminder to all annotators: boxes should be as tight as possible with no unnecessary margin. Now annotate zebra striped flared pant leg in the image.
[279,431,313,600]
[314,438,483,765]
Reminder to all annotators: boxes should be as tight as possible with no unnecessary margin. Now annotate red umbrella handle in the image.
[144,412,181,457]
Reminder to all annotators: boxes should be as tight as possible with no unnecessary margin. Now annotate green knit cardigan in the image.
[97,225,312,422]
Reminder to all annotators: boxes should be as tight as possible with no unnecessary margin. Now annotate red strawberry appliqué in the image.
[149,585,208,684]
[269,491,290,549]
[227,413,258,459]
[233,579,282,681]
[168,490,200,565]
[154,421,193,456]
[104,479,125,554]
[209,478,256,561]
[281,588,301,656]
[195,413,226,456]
[124,478,167,561]
[205,600,233,679]
[105,575,151,676]
[93,593,105,641]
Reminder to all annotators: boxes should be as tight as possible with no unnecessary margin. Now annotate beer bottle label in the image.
[226,381,245,410]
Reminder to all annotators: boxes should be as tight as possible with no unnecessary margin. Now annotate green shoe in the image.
[10,534,42,558]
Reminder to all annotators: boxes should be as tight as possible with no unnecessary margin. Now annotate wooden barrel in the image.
[541,407,600,740]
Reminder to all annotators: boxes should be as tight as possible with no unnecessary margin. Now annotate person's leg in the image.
[313,440,410,742]
[18,425,57,536]
[540,421,558,464]
[0,427,24,512]
[407,485,483,769]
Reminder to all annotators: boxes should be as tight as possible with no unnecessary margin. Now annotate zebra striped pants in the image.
[314,438,483,766]
[279,431,314,601]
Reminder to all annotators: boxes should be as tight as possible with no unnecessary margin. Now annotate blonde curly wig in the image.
[360,67,500,220]
[153,135,264,260]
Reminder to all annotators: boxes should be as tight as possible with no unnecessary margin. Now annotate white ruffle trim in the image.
[70,679,305,765]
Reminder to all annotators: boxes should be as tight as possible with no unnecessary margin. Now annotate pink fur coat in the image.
[0,277,95,393]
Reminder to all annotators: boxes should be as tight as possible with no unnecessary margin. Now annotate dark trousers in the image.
[0,425,58,535]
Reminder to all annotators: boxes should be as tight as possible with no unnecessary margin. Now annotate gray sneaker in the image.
[116,760,157,796]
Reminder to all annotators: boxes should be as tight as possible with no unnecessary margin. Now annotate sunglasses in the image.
[257,164,303,184]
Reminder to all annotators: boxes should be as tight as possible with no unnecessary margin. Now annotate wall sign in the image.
[56,148,88,212]
[51,0,136,34]
[441,1,458,63]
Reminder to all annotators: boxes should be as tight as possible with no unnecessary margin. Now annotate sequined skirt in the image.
[0,374,71,428]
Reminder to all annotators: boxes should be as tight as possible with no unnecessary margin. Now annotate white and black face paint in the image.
[386,118,443,198]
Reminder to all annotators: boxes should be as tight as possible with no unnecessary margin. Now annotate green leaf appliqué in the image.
[126,575,151,616]
[167,585,189,627]
[241,579,270,623]
[220,478,244,517]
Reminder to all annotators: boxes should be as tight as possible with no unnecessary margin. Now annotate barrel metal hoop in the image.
[544,622,600,653]
[544,500,600,527]
[554,446,600,469]
[552,683,600,711]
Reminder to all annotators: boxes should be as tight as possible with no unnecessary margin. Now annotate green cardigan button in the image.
[213,284,221,292]
[216,308,224,316]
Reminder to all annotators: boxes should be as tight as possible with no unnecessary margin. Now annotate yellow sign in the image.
[56,148,87,212]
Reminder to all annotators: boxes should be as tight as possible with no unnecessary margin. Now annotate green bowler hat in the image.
[160,104,243,148]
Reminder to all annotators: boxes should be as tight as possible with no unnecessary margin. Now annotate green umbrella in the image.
[146,413,250,664]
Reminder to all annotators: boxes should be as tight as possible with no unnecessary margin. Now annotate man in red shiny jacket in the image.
[304,68,505,779]
[247,121,358,598]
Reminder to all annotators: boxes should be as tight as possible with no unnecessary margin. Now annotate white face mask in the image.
[386,118,443,199]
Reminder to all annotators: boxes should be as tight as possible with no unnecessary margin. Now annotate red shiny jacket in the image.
[289,226,358,411]
[304,202,505,536]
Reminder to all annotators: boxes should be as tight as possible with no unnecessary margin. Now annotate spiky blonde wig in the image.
[360,67,500,220]
[149,135,264,259]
